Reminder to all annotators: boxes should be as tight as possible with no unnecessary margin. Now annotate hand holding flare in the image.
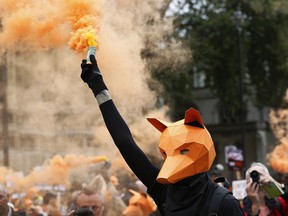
[85,32,97,63]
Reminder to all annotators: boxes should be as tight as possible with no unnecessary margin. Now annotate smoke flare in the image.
[0,0,102,52]
[1,154,108,193]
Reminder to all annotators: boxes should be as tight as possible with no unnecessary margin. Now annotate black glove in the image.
[81,54,108,96]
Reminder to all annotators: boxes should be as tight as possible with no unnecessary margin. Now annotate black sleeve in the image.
[242,196,252,215]
[219,194,245,216]
[99,100,160,188]
[147,181,167,215]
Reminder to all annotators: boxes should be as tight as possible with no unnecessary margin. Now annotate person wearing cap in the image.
[80,54,244,215]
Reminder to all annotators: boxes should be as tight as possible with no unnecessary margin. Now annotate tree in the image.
[245,1,288,108]
[144,0,288,119]
[140,2,195,121]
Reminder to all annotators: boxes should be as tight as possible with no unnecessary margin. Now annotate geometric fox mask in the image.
[147,108,216,184]
[122,189,157,216]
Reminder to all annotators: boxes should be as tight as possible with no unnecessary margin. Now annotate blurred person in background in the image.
[67,181,83,214]
[210,163,225,181]
[0,187,14,216]
[41,192,61,216]
[27,205,43,216]
[69,186,105,216]
[24,188,41,211]
[67,190,81,214]
[243,162,288,216]
[13,196,27,216]
[210,163,230,189]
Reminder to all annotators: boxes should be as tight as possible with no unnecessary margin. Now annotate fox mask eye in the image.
[180,149,189,155]
[147,108,216,184]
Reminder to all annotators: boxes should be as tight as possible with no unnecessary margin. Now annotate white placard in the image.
[232,179,247,200]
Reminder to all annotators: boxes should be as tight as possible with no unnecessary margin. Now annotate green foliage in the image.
[145,0,288,115]
[245,1,288,108]
[152,65,197,121]
[172,1,245,111]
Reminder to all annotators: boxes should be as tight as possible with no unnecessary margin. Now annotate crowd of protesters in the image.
[1,50,288,216]
[1,160,288,215]
[0,166,159,216]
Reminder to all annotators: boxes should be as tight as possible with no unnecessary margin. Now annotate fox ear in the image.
[147,118,169,132]
[128,189,139,196]
[184,108,204,127]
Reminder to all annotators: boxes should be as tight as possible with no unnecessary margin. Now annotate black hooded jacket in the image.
[148,173,243,215]
[99,100,244,216]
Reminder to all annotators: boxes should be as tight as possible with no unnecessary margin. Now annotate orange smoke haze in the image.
[268,140,288,174]
[0,167,14,183]
[0,0,184,187]
[1,154,108,193]
[268,91,288,174]
[0,0,102,52]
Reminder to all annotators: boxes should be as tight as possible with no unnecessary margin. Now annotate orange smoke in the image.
[3,154,108,192]
[0,0,101,52]
[268,139,288,174]
[268,91,288,174]
[0,167,14,184]
[65,0,101,51]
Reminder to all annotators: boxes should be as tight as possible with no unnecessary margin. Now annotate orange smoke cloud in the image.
[0,0,174,189]
[3,154,108,192]
[268,99,288,173]
[0,167,14,184]
[0,0,102,52]
[268,139,288,174]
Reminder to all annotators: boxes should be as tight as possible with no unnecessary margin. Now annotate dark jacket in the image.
[148,173,244,215]
[243,195,288,216]
[99,100,244,215]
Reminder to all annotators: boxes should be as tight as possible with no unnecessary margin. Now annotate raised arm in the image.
[80,54,159,188]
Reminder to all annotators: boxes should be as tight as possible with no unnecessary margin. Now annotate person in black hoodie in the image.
[80,54,244,216]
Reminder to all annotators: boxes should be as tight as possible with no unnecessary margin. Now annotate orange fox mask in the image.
[147,108,216,184]
[122,189,157,216]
